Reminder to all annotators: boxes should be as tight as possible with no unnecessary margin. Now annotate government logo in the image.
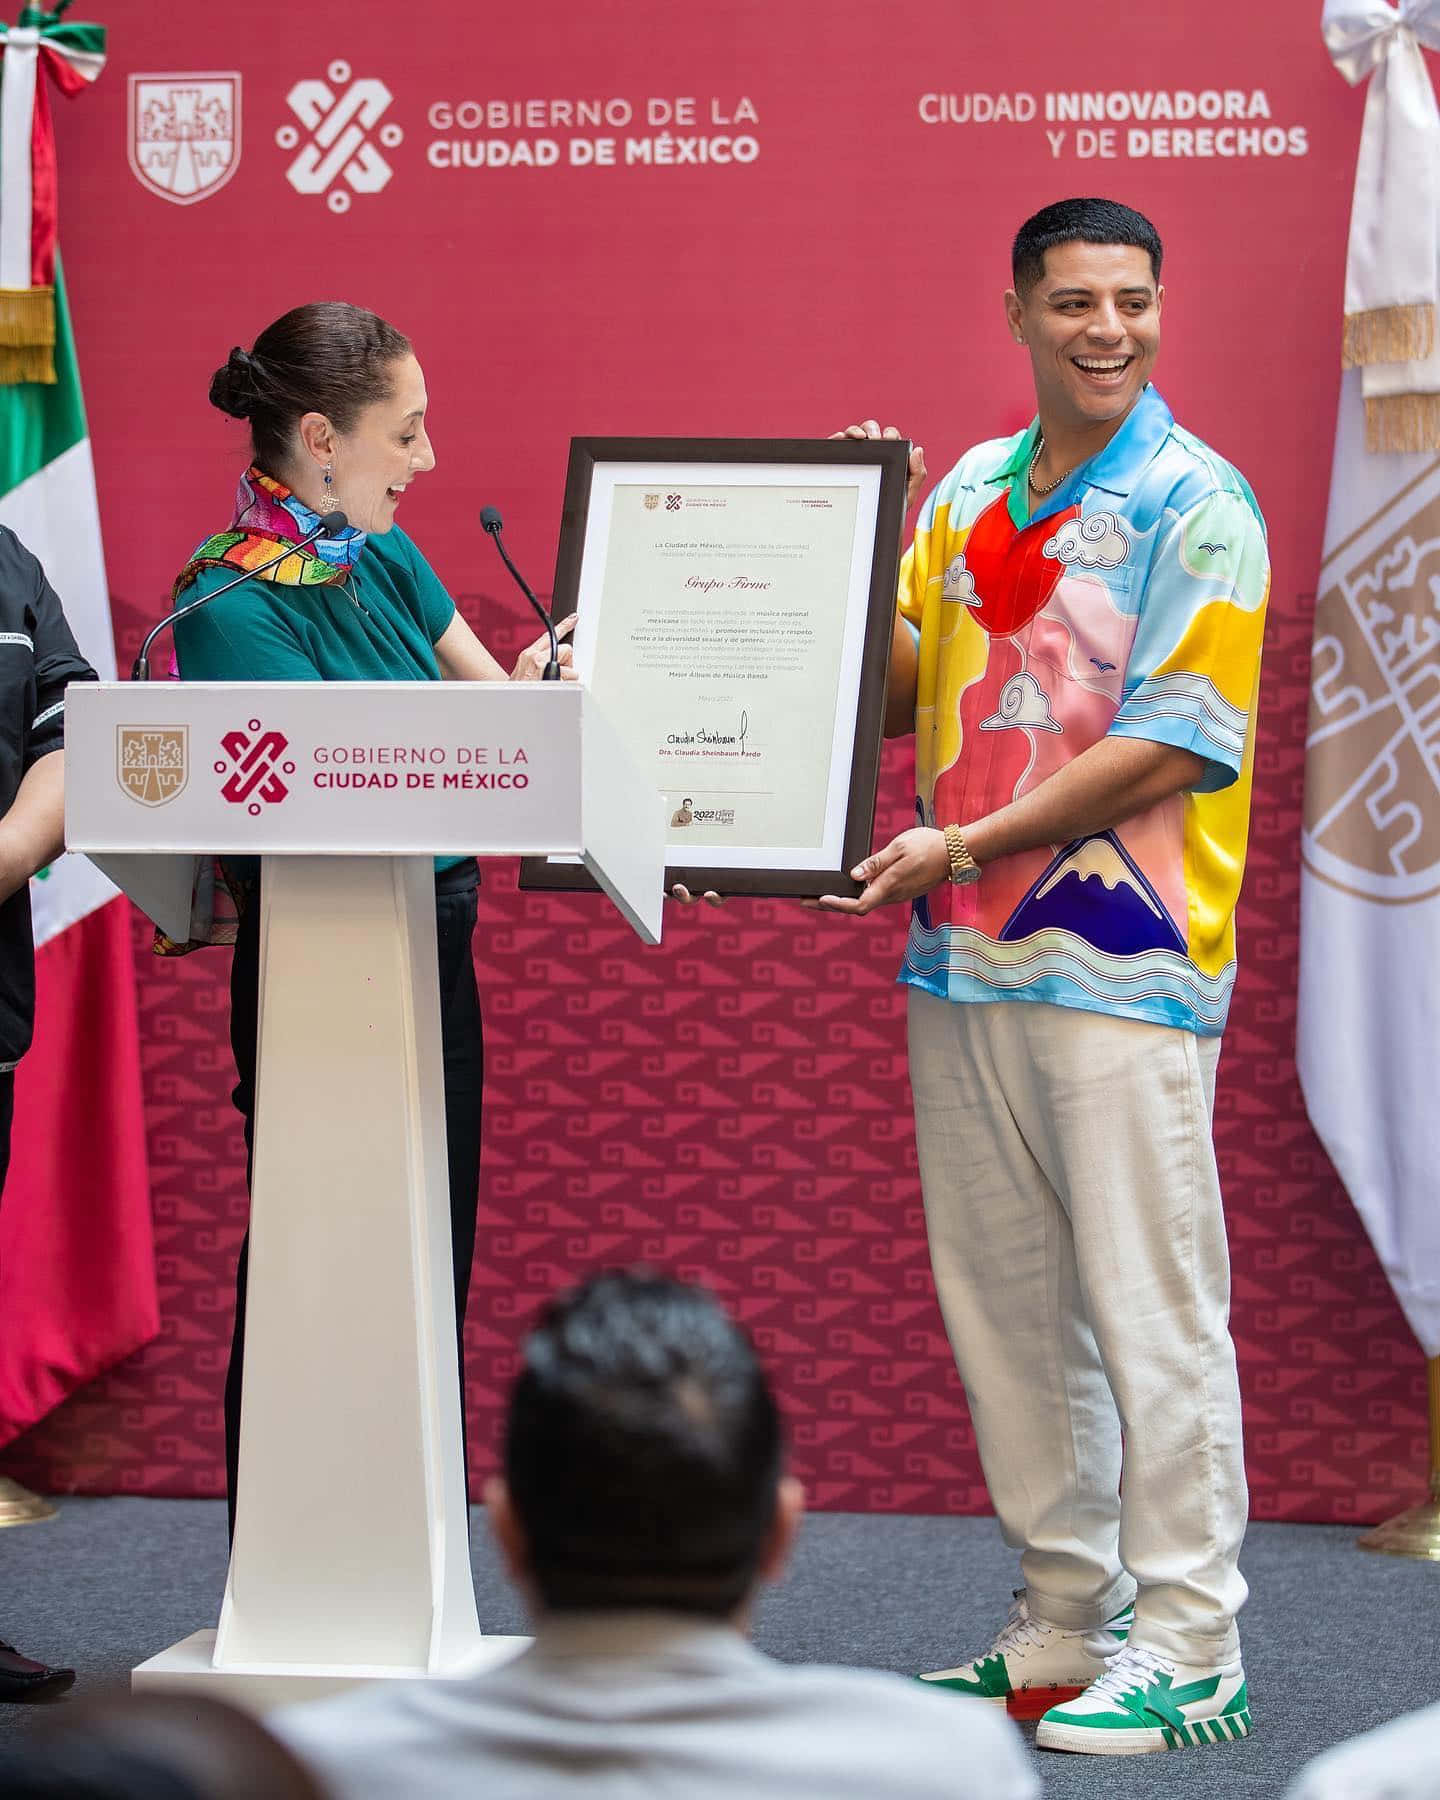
[128,74,241,206]
[117,726,188,806]
[217,722,295,815]
[1303,471,1440,903]
[277,60,404,212]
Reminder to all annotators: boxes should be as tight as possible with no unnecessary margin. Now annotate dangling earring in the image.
[318,463,341,515]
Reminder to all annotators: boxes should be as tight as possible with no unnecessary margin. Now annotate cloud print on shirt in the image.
[1043,511,1129,570]
[942,552,977,603]
[980,670,1062,733]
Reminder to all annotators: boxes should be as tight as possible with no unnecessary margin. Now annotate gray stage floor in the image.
[3,1501,1439,1797]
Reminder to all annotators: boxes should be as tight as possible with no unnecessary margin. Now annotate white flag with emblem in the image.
[1298,371,1440,1356]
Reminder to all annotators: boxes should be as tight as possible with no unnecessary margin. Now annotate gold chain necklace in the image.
[1028,433,1066,497]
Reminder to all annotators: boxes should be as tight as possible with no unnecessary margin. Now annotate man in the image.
[0,1692,327,1798]
[0,524,96,1701]
[276,1270,1037,1799]
[826,197,1268,1755]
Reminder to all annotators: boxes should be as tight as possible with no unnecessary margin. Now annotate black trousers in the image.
[223,860,484,1539]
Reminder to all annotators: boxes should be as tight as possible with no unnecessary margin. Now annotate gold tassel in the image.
[0,287,57,384]
[1342,302,1436,370]
[0,285,55,346]
[1364,391,1440,454]
[0,343,57,385]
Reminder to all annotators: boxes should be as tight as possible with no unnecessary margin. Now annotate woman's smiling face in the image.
[312,353,436,533]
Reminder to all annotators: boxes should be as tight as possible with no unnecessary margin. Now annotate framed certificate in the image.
[520,437,910,899]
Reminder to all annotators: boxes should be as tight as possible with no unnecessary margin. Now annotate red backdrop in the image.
[1,0,1428,1521]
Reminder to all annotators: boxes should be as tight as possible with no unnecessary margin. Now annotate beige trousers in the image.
[908,989,1248,1665]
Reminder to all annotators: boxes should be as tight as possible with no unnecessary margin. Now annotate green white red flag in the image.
[0,7,156,1446]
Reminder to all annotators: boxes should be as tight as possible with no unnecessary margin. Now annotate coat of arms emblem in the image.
[118,727,188,807]
[1303,472,1440,904]
[128,73,242,206]
[644,493,660,510]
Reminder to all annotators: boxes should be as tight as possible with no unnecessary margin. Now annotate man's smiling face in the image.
[1005,241,1163,437]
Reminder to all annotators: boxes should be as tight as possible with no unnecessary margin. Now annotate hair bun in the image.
[209,345,260,419]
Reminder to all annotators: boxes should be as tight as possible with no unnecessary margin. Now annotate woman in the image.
[172,301,572,1534]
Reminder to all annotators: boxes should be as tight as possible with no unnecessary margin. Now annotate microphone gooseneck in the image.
[479,506,561,681]
[131,511,351,681]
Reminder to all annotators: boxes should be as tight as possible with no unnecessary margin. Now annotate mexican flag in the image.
[0,10,156,1448]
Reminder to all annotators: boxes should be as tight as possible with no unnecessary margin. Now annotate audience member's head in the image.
[490,1269,802,1622]
[0,1693,328,1800]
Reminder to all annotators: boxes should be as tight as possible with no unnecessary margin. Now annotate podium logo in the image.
[276,60,404,213]
[118,727,188,807]
[217,721,296,815]
[129,74,242,206]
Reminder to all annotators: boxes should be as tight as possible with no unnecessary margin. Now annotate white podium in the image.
[65,682,664,1709]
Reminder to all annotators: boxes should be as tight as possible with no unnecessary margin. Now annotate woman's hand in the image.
[510,613,578,682]
[813,827,948,915]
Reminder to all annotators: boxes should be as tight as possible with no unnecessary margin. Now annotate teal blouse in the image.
[175,526,468,875]
[174,525,455,684]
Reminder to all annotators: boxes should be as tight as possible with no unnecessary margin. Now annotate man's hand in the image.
[831,421,927,512]
[814,827,948,916]
[670,884,724,908]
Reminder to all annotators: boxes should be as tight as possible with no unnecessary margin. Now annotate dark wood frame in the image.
[520,436,910,900]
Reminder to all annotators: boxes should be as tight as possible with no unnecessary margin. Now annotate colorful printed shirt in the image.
[898,385,1269,1036]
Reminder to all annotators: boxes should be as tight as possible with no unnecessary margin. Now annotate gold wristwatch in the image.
[942,823,982,886]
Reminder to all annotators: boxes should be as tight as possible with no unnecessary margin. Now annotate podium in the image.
[65,681,664,1708]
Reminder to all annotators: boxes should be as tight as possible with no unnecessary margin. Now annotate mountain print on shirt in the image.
[999,831,1187,958]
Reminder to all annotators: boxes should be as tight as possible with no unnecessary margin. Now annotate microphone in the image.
[479,506,561,681]
[131,513,350,680]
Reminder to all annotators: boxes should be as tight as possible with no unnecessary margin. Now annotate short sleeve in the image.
[8,531,98,767]
[896,487,937,639]
[1107,488,1269,793]
[174,576,323,682]
[394,529,456,644]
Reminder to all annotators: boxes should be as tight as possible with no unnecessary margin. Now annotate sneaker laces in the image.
[1080,1599,1136,1661]
[1086,1643,1175,1704]
[988,1592,1052,1657]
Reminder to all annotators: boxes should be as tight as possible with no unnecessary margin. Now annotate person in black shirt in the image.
[0,524,97,1699]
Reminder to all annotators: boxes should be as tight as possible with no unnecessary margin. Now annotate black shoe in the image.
[0,1640,76,1701]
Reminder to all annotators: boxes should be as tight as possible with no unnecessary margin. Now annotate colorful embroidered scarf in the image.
[172,466,368,603]
[154,468,369,959]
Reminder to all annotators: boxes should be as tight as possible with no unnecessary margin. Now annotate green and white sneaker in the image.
[1036,1642,1252,1754]
[918,1590,1134,1720]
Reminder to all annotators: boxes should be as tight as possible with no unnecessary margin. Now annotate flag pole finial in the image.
[1357,1358,1440,1561]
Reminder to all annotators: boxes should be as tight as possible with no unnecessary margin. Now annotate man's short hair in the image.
[504,1270,783,1617]
[1012,198,1163,295]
